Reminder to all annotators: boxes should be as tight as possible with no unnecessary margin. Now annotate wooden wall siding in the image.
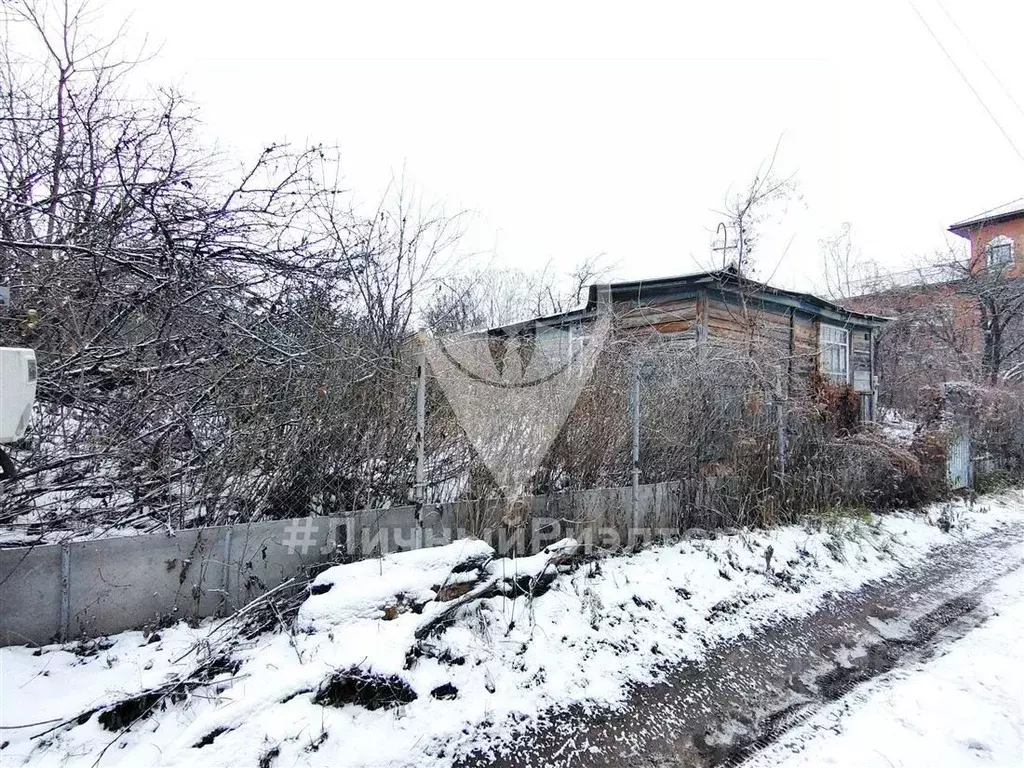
[791,314,818,383]
[615,298,698,338]
[605,292,878,404]
[851,326,873,391]
[851,328,872,370]
[704,298,791,352]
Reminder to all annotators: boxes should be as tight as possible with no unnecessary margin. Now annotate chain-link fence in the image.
[0,0,1002,548]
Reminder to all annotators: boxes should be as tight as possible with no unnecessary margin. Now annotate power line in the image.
[907,0,1024,165]
[935,0,1024,122]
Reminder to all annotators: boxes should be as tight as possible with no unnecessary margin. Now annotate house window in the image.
[567,325,587,377]
[819,324,849,384]
[546,324,587,377]
[985,236,1014,269]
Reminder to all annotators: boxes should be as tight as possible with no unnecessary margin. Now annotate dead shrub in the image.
[314,667,418,711]
[810,370,861,433]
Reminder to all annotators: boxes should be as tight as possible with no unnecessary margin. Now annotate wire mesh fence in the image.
[2,0,1022,550]
[0,308,950,548]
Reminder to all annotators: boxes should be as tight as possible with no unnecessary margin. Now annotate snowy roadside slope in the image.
[2,493,1022,768]
[742,549,1024,768]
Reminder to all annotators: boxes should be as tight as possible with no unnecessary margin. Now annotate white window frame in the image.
[985,235,1014,269]
[819,323,850,384]
[538,324,586,378]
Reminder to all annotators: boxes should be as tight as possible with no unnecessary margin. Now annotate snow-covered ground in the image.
[743,552,1024,768]
[1,493,1022,768]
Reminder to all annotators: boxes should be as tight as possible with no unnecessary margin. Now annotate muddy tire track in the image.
[457,520,1024,768]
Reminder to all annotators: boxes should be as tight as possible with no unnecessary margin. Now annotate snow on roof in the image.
[949,197,1024,234]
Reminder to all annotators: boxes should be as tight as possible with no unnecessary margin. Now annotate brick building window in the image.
[985,235,1014,269]
[819,324,849,384]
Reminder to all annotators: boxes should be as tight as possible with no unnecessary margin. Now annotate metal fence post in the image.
[775,369,787,484]
[59,542,71,642]
[219,528,233,616]
[631,364,641,529]
[415,345,426,550]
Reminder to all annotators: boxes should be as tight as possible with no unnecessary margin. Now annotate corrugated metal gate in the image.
[947,432,972,490]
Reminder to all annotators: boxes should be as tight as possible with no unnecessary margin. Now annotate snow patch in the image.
[1,493,1022,768]
[743,550,1024,768]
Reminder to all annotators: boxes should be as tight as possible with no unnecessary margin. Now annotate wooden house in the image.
[495,268,890,420]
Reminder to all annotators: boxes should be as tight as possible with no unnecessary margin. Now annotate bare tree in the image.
[819,223,890,299]
[852,240,1023,411]
[717,140,799,277]
[0,0,467,532]
[943,249,1024,385]
[425,255,613,334]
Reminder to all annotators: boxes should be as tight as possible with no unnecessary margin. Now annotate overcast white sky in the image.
[87,1,1024,291]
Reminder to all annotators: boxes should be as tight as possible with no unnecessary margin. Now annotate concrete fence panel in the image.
[224,518,342,612]
[66,529,225,641]
[354,505,419,555]
[1,482,699,647]
[0,544,63,646]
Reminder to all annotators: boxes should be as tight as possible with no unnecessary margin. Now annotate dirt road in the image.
[461,520,1024,768]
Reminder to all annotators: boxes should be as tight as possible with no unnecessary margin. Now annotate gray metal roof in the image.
[587,268,892,325]
[484,268,891,336]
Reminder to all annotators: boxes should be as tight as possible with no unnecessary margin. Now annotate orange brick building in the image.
[847,199,1024,406]
[949,199,1024,278]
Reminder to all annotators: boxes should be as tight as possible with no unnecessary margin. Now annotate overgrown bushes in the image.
[499,338,963,534]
